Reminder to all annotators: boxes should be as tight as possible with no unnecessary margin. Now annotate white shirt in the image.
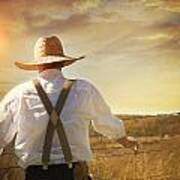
[0,69,126,168]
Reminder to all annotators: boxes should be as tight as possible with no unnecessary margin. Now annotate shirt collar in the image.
[39,69,64,81]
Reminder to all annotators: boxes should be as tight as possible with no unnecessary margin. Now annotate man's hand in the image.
[117,136,138,152]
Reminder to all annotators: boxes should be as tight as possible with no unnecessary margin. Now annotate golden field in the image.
[0,113,180,180]
[90,113,180,180]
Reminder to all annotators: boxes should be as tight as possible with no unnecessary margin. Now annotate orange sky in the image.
[0,0,180,114]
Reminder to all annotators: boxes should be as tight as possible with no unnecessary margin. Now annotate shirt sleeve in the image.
[87,83,126,139]
[0,89,18,152]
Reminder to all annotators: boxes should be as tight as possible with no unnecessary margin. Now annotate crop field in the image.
[0,113,180,180]
[90,114,180,180]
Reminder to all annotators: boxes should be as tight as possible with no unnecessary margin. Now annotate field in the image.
[0,113,180,180]
[90,113,180,180]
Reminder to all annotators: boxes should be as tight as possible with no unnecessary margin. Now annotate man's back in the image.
[0,69,126,169]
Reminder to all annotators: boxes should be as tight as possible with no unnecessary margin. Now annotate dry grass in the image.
[1,114,180,180]
[90,136,180,179]
[90,114,180,180]
[119,114,180,137]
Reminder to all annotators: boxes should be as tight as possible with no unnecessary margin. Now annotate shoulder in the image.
[1,81,34,104]
[71,78,102,100]
[73,78,98,93]
[10,80,34,95]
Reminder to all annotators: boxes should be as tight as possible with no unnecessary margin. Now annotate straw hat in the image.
[15,36,85,70]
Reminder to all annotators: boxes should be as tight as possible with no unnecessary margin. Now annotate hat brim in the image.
[15,56,85,70]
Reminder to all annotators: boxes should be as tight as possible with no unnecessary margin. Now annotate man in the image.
[0,36,137,180]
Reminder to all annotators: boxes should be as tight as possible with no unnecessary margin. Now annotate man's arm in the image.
[86,82,138,150]
[0,89,18,152]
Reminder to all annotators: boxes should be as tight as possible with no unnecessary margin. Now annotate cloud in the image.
[0,0,96,36]
[144,0,180,13]
[135,33,171,41]
[0,0,180,38]
[73,0,104,13]
[26,14,90,36]
[0,0,180,56]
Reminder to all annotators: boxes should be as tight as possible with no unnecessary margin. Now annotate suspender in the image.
[33,79,74,169]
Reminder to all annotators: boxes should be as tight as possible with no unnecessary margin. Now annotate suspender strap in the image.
[33,79,74,169]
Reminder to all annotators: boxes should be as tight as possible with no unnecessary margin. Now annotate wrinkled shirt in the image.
[0,69,126,168]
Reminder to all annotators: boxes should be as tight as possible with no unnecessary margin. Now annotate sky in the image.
[0,0,180,114]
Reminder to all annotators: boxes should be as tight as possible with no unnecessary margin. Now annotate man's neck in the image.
[39,68,63,80]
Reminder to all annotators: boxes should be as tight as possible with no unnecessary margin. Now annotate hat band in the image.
[35,56,70,64]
